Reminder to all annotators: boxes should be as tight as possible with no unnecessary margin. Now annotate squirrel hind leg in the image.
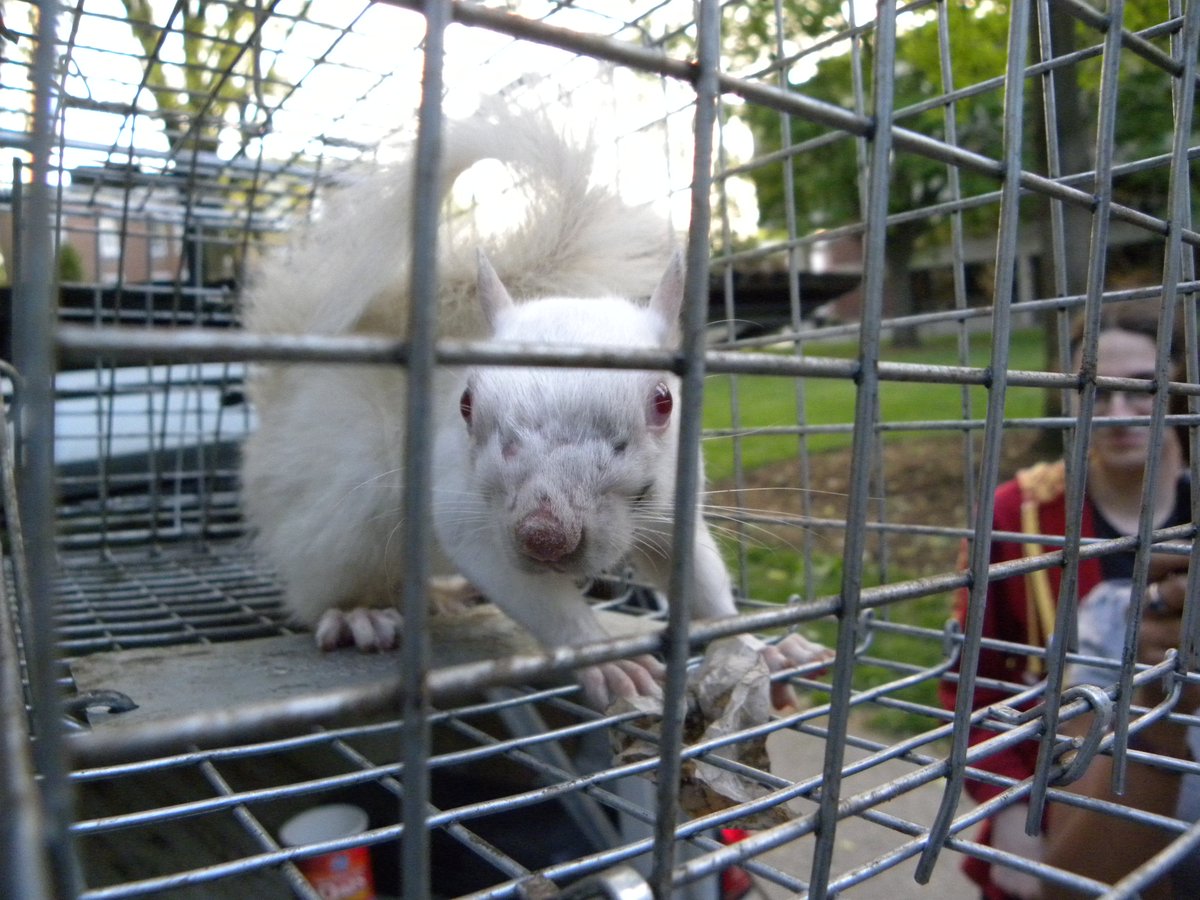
[314,607,403,652]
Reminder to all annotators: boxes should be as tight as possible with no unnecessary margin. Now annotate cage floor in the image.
[23,541,978,898]
[53,541,296,656]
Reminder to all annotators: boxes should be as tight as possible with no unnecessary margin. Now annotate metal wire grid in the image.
[1,0,1199,898]
[51,547,290,654]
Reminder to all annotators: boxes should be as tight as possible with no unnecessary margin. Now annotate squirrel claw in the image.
[755,632,835,711]
[580,656,666,710]
[314,607,403,651]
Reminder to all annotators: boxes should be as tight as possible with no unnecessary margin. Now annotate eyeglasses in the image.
[1093,371,1157,410]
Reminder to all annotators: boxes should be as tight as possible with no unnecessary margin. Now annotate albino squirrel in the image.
[241,106,826,708]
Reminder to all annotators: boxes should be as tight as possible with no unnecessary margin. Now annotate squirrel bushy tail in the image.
[243,104,676,340]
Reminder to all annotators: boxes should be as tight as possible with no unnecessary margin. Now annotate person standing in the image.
[941,299,1195,898]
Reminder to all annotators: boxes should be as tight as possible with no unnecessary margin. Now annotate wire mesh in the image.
[1,0,1199,898]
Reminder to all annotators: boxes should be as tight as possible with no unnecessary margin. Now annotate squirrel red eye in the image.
[648,381,672,428]
[460,388,473,423]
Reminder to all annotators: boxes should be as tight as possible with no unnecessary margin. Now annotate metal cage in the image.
[3,1,1199,898]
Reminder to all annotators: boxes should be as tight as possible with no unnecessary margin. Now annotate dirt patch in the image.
[718,432,1047,578]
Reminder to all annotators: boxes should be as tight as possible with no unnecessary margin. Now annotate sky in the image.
[0,0,881,241]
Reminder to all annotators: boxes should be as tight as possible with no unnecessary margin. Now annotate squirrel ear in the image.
[648,250,685,339]
[476,249,514,329]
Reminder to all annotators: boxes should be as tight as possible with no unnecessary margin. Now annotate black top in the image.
[1091,474,1192,580]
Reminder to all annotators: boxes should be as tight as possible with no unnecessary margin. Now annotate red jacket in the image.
[939,460,1104,897]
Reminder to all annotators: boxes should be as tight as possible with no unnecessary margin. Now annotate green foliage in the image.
[739,0,1011,243]
[57,242,84,283]
[118,1,312,153]
[116,2,318,282]
[720,0,857,72]
[730,0,1199,246]
[1103,0,1197,215]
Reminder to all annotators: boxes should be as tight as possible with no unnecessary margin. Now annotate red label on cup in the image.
[296,845,374,900]
[280,805,375,900]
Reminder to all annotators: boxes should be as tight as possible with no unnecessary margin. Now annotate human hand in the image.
[1146,547,1188,588]
[1138,555,1200,719]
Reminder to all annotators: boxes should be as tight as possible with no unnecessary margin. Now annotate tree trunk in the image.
[1031,6,1089,456]
[886,226,921,347]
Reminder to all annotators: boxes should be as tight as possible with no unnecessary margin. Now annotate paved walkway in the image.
[753,725,978,898]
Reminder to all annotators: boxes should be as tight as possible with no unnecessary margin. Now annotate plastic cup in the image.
[280,804,375,900]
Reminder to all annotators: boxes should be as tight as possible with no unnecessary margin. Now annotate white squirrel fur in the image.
[241,107,822,706]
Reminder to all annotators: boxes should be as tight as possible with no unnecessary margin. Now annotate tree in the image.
[117,1,312,286]
[119,1,303,154]
[727,0,1195,347]
[733,1,1012,346]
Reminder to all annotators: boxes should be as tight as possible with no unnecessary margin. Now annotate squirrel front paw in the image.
[578,656,666,710]
[314,607,403,651]
[755,632,835,710]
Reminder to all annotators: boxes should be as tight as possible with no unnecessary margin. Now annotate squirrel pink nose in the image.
[516,507,581,563]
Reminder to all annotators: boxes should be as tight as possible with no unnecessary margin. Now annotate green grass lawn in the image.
[702,328,1049,482]
[702,328,1050,734]
[742,543,956,735]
